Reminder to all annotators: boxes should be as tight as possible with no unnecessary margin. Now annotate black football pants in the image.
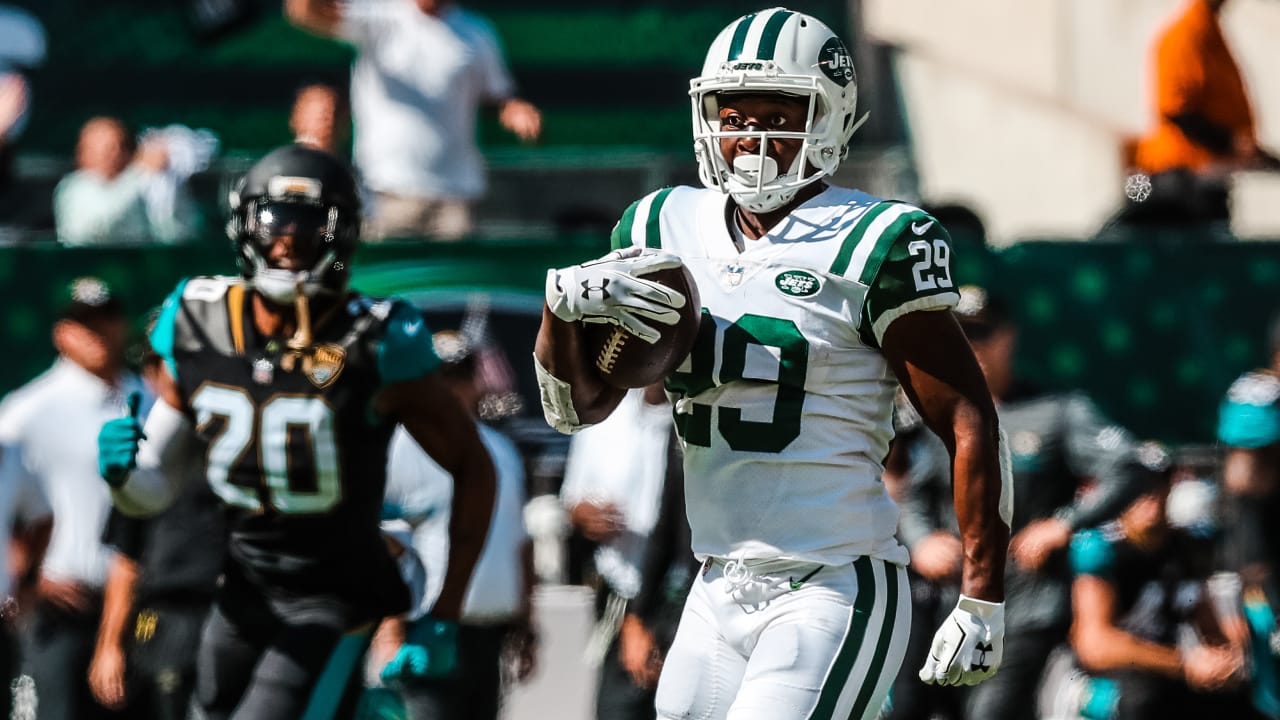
[195,592,367,720]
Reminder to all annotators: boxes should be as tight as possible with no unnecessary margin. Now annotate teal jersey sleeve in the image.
[377,301,441,386]
[1218,372,1280,448]
[1069,528,1116,579]
[853,207,961,347]
[149,278,190,378]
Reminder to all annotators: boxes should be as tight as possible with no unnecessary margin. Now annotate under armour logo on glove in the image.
[580,278,611,300]
[920,595,1005,686]
[971,641,994,672]
[544,247,687,344]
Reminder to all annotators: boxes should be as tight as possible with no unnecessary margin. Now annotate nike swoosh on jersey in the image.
[911,220,935,235]
[404,320,422,336]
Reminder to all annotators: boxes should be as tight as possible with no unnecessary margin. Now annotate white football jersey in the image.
[612,184,960,566]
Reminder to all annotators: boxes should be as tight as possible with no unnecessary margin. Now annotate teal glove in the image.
[379,617,459,687]
[98,392,145,488]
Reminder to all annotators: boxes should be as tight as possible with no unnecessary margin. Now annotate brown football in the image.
[582,264,702,389]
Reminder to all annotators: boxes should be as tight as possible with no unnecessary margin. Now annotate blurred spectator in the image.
[290,82,350,157]
[379,329,537,720]
[0,277,150,720]
[0,4,45,197]
[286,0,542,241]
[53,117,203,246]
[617,429,692,698]
[1127,0,1280,226]
[560,384,671,720]
[87,347,225,720]
[887,285,1146,720]
[1219,313,1280,717]
[0,443,53,717]
[1049,444,1258,720]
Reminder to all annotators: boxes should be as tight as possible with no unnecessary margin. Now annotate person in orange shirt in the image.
[1129,0,1279,225]
[1136,0,1278,176]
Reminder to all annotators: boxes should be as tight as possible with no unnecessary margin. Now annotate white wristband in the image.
[533,354,592,435]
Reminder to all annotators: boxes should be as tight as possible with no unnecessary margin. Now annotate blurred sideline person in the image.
[378,329,537,720]
[95,144,495,719]
[1127,0,1280,226]
[535,8,1010,719]
[54,117,199,246]
[923,285,1144,720]
[1056,444,1259,720]
[0,3,45,200]
[88,348,226,720]
[560,384,671,720]
[0,443,53,716]
[616,430,695,700]
[291,82,350,157]
[286,0,542,241]
[1219,312,1280,718]
[0,277,147,720]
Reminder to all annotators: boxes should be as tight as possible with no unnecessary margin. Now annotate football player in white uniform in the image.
[534,8,1011,719]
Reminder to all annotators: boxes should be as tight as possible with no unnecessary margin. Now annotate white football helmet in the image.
[690,7,864,213]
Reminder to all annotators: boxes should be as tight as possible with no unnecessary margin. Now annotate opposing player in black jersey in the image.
[96,144,496,719]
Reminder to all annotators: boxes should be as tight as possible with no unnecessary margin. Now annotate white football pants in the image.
[654,555,910,720]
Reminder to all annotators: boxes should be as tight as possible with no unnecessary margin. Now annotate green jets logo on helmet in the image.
[818,38,854,87]
[776,270,821,297]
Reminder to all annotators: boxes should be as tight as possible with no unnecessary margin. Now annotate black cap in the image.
[59,276,124,325]
[954,285,1009,341]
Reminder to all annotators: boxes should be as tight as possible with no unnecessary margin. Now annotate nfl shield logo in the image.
[303,344,346,388]
[252,358,274,385]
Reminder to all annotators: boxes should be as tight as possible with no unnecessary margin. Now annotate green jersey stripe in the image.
[857,210,928,285]
[828,203,891,276]
[611,198,642,250]
[809,556,876,720]
[848,562,902,720]
[756,9,794,61]
[644,187,675,249]
[727,13,756,61]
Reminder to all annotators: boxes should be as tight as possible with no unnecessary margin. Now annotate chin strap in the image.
[281,284,312,372]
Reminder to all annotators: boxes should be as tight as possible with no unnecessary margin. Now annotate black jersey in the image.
[151,276,440,620]
[1069,524,1214,646]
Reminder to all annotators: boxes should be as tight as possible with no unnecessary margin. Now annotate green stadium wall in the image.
[0,238,1272,446]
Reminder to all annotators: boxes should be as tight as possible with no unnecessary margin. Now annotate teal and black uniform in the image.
[1218,369,1280,719]
[150,275,439,720]
[1066,525,1254,720]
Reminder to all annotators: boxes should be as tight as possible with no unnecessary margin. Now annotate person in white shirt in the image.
[286,0,542,241]
[53,117,198,246]
[0,277,149,720]
[560,383,674,720]
[0,442,53,718]
[379,330,537,720]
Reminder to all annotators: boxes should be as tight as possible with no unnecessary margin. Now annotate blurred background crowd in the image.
[1,0,1279,718]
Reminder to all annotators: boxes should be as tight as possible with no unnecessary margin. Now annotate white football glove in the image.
[545,247,687,344]
[919,595,1005,687]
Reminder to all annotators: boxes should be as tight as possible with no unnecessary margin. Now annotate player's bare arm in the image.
[376,373,496,621]
[882,309,1008,601]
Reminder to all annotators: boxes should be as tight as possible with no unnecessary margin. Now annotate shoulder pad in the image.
[376,299,441,386]
[1226,371,1280,407]
[179,276,238,303]
[1069,528,1116,577]
[1219,371,1280,448]
[611,187,683,251]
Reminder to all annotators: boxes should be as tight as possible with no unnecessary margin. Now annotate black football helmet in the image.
[228,144,362,304]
